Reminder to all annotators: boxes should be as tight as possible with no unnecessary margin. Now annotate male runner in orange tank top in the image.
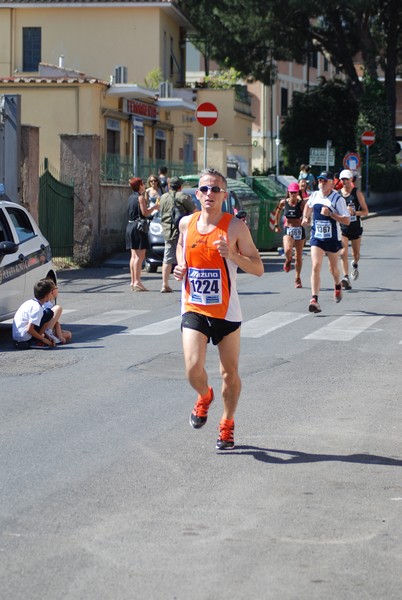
[174,168,264,450]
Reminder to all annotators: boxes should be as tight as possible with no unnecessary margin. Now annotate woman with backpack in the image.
[159,177,196,293]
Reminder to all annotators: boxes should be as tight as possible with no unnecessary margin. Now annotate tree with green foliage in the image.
[203,67,242,89]
[144,68,163,90]
[357,75,395,164]
[280,78,359,170]
[178,0,402,152]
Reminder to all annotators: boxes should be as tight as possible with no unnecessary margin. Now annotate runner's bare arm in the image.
[356,190,369,217]
[274,199,285,231]
[301,205,312,226]
[173,215,191,280]
[214,219,264,277]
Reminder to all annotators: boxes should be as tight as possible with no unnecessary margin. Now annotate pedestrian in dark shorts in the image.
[302,171,350,314]
[174,168,264,450]
[338,170,369,289]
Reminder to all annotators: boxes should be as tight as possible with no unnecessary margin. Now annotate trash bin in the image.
[225,179,261,245]
[244,177,284,250]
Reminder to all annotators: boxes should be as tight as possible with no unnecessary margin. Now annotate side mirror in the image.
[0,240,19,255]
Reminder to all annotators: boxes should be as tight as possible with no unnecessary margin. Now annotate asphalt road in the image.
[1,210,402,599]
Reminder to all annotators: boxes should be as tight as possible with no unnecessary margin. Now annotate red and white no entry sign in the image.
[196,102,218,127]
[361,130,375,146]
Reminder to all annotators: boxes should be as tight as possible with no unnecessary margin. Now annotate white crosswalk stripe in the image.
[63,309,388,343]
[304,314,384,341]
[73,310,147,326]
[241,311,308,338]
[125,315,182,336]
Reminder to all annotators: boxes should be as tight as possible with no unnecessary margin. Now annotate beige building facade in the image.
[0,2,191,85]
[0,0,199,173]
[0,0,255,177]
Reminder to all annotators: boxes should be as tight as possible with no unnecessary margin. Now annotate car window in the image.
[6,207,36,243]
[230,192,242,213]
[222,192,239,214]
[0,211,13,243]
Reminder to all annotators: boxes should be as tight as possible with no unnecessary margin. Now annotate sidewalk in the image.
[102,251,128,269]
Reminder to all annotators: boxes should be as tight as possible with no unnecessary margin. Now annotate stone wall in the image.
[60,134,102,265]
[20,125,39,221]
[59,134,131,264]
[99,183,129,257]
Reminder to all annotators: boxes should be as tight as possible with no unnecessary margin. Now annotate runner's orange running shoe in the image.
[190,387,214,429]
[216,419,235,450]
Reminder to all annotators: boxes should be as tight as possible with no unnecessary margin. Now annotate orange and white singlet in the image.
[181,212,242,321]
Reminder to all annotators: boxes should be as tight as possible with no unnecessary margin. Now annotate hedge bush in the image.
[363,164,402,193]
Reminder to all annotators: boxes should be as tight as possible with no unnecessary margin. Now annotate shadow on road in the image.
[220,446,402,466]
[0,323,128,352]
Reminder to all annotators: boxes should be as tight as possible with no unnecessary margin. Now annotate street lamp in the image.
[275,115,280,177]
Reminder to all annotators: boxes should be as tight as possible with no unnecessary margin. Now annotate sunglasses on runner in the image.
[198,185,226,193]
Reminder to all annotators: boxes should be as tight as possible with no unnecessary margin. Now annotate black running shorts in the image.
[181,312,241,345]
[310,238,342,253]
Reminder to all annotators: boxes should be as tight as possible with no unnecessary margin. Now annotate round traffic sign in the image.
[196,102,218,127]
[361,130,375,146]
[343,152,360,170]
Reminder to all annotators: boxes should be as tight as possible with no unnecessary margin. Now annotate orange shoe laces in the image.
[219,420,234,441]
[193,389,213,417]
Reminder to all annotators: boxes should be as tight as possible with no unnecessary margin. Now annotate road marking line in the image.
[304,315,383,341]
[241,311,308,338]
[73,310,148,326]
[125,315,182,335]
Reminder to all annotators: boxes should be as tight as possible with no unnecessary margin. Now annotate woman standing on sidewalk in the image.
[145,174,162,207]
[126,177,159,292]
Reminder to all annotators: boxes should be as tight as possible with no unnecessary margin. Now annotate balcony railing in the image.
[100,155,197,184]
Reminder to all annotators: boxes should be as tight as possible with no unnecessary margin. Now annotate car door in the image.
[4,205,47,301]
[0,207,25,321]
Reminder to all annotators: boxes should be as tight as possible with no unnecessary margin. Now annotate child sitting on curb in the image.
[12,279,71,349]
[42,280,72,345]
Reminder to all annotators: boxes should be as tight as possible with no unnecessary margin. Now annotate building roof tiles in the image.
[0,1,173,4]
[0,76,108,84]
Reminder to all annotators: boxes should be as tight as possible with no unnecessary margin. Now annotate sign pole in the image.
[275,115,280,177]
[133,127,137,177]
[361,130,375,199]
[203,126,207,170]
[326,140,332,170]
[196,102,218,172]
[366,145,369,200]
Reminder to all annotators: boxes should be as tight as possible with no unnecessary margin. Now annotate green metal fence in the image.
[39,158,74,259]
[100,155,196,184]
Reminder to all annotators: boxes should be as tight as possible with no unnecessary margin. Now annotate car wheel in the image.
[145,261,157,273]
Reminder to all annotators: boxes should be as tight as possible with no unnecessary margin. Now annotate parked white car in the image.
[0,200,57,322]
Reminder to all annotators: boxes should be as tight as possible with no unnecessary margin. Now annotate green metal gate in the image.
[39,158,74,259]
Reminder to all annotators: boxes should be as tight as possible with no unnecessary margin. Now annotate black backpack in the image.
[170,192,187,233]
[159,176,169,194]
